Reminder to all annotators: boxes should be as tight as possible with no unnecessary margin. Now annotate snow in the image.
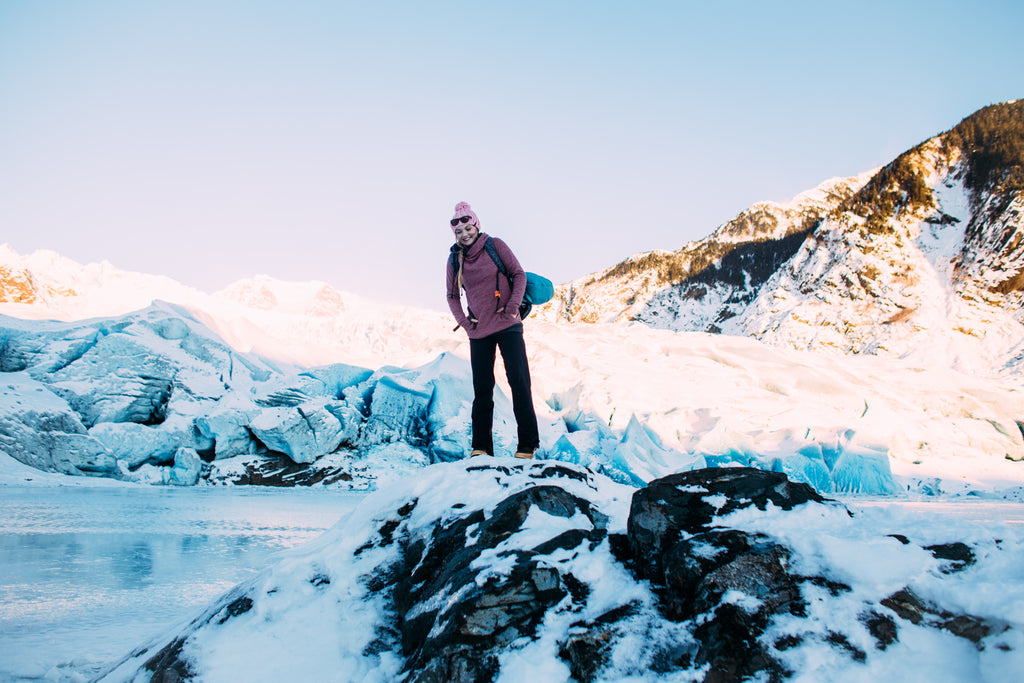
[81,460,1024,683]
[3,245,1024,497]
[2,244,1024,680]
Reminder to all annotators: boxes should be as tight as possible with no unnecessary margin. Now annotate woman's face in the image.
[452,219,480,248]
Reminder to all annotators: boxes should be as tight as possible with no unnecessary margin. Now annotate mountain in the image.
[0,245,456,369]
[548,101,1024,380]
[548,172,874,329]
[0,244,207,317]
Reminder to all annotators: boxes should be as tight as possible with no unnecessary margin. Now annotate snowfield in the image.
[2,244,1024,681]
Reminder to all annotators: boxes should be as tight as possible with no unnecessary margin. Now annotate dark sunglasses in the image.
[450,216,473,227]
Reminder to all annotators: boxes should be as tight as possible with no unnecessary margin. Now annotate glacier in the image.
[2,295,1023,499]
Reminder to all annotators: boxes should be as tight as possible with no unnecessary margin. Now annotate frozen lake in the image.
[0,485,367,682]
[1,484,1022,682]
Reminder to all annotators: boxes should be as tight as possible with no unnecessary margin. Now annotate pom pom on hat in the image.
[452,201,479,226]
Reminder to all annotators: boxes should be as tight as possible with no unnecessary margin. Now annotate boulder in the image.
[627,467,827,582]
[355,469,611,683]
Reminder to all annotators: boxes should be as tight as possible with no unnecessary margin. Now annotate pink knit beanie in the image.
[452,201,479,228]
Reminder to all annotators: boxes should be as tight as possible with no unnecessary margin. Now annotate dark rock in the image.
[863,610,899,649]
[144,636,194,683]
[662,529,801,621]
[559,604,639,683]
[925,541,975,573]
[620,468,832,680]
[606,532,633,564]
[465,460,594,486]
[881,587,1003,644]
[774,634,803,650]
[385,482,608,682]
[695,602,786,683]
[208,453,357,487]
[667,532,801,681]
[124,463,1013,683]
[825,631,866,662]
[943,614,996,644]
[218,595,253,624]
[628,467,829,582]
[145,587,257,681]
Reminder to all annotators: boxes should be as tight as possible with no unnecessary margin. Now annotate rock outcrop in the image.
[99,464,1017,682]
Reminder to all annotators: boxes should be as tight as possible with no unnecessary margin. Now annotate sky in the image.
[1,1,1022,312]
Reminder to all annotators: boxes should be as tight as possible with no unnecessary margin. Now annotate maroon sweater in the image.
[446,233,528,339]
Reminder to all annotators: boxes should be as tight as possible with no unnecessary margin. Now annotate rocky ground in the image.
[98,462,1020,682]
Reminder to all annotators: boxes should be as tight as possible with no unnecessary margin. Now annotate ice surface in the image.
[0,484,365,682]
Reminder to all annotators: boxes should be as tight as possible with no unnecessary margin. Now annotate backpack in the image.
[449,237,554,319]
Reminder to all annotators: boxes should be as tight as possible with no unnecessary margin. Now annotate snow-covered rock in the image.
[97,462,1023,682]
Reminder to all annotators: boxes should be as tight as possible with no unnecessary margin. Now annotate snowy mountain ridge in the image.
[0,243,457,369]
[546,171,873,327]
[547,101,1024,382]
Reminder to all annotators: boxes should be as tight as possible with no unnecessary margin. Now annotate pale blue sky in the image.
[2,0,1022,311]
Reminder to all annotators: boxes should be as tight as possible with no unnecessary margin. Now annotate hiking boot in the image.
[470,450,489,457]
[514,450,535,460]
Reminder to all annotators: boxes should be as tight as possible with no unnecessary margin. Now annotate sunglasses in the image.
[450,216,474,227]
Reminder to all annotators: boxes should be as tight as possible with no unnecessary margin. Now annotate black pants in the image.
[469,324,539,454]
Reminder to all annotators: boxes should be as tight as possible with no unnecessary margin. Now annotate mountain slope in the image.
[546,172,874,328]
[737,101,1024,377]
[0,245,205,315]
[548,101,1024,379]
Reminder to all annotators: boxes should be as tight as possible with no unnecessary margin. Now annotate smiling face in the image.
[452,219,480,248]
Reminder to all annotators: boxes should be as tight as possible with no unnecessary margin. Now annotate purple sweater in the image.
[446,233,528,339]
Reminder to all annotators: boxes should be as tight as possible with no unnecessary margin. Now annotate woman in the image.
[445,201,539,459]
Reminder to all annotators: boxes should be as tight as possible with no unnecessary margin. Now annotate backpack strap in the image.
[448,244,466,298]
[483,237,513,313]
[450,237,518,315]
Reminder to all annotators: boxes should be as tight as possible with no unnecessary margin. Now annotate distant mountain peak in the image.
[214,275,347,316]
[546,101,1024,380]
